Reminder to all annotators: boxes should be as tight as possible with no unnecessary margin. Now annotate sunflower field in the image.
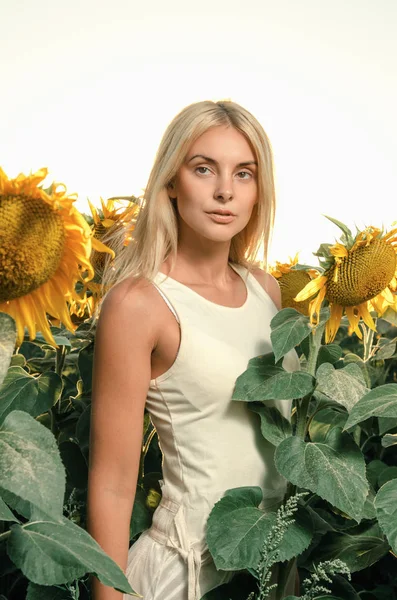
[0,168,397,600]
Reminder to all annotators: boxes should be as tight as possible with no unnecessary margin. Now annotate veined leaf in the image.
[309,407,348,443]
[316,363,368,412]
[382,433,397,448]
[302,521,389,572]
[7,517,135,594]
[0,410,65,518]
[249,404,292,446]
[233,354,282,401]
[270,309,312,363]
[317,344,343,366]
[0,313,16,387]
[344,384,397,430]
[206,486,272,570]
[0,495,18,522]
[0,367,62,423]
[206,486,312,571]
[378,416,397,435]
[275,431,368,522]
[234,369,314,402]
[374,479,397,554]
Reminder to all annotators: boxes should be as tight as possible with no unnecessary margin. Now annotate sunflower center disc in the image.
[278,270,312,315]
[326,239,396,306]
[0,194,66,302]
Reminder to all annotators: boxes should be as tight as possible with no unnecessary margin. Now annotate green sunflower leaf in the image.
[206,487,312,571]
[234,368,314,402]
[316,363,368,412]
[0,410,65,518]
[270,309,312,363]
[0,495,18,522]
[0,367,62,424]
[249,403,292,446]
[381,433,397,448]
[374,479,397,554]
[7,517,135,594]
[300,521,389,573]
[308,407,348,443]
[343,384,397,430]
[275,430,368,522]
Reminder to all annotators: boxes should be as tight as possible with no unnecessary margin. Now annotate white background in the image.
[1,0,396,263]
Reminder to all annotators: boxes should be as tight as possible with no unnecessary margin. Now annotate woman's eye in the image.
[237,171,252,179]
[196,166,210,174]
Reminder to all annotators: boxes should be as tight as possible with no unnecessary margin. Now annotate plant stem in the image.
[306,324,324,376]
[296,324,324,439]
[361,320,377,363]
[0,530,11,543]
[55,345,67,377]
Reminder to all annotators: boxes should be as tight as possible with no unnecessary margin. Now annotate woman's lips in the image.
[207,212,236,223]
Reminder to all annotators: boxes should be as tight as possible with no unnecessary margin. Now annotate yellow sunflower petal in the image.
[345,306,362,339]
[380,286,395,304]
[325,303,343,343]
[357,302,376,331]
[309,284,327,325]
[88,198,100,225]
[330,243,348,258]
[91,237,116,258]
[294,275,328,302]
[102,218,116,228]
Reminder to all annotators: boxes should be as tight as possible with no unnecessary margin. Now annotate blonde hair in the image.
[102,99,276,290]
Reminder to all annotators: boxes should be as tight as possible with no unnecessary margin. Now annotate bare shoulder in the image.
[251,267,282,310]
[97,275,161,349]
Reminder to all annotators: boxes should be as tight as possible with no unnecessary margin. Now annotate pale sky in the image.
[1,0,396,264]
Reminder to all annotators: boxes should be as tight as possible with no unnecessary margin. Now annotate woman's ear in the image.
[167,180,177,199]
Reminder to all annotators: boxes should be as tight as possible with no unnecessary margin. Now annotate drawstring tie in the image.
[149,497,202,600]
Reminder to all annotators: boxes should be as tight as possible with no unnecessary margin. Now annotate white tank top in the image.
[146,262,299,547]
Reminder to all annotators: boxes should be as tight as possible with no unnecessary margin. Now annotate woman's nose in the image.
[214,175,234,201]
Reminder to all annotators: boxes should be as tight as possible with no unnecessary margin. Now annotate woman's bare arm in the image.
[87,280,157,600]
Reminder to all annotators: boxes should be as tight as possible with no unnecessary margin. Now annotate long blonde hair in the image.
[102,99,277,290]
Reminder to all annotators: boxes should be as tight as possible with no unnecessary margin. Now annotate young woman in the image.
[87,100,299,600]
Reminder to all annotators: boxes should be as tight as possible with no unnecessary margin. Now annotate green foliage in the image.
[1,275,397,599]
[274,432,368,522]
[344,384,397,429]
[233,355,315,402]
[8,517,133,592]
[249,404,292,446]
[374,479,397,553]
[207,305,397,598]
[0,410,66,519]
[315,363,368,412]
[206,488,313,572]
[0,314,150,598]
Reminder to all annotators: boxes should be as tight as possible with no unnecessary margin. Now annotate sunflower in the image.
[294,218,397,343]
[0,167,113,346]
[68,196,140,318]
[88,196,140,277]
[269,253,320,316]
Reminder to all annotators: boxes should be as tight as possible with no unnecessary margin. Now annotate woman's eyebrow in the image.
[186,154,258,167]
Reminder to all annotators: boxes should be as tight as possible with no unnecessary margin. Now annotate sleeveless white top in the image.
[125,262,300,600]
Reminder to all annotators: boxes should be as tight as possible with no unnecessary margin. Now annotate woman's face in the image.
[168,125,258,244]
